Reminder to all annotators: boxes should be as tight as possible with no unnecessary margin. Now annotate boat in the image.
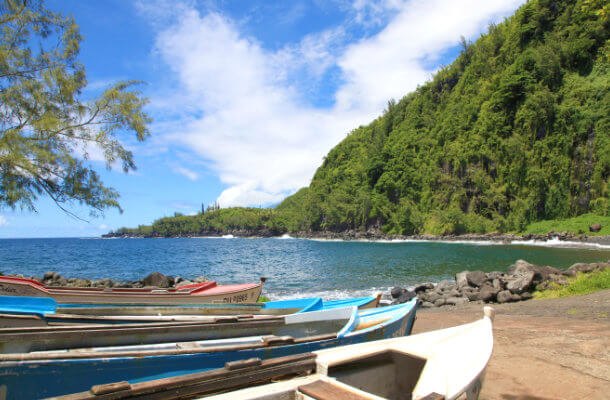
[0,295,381,328]
[0,275,263,305]
[53,306,494,400]
[0,295,380,326]
[0,300,417,399]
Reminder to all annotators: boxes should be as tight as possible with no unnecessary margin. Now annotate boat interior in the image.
[0,307,354,355]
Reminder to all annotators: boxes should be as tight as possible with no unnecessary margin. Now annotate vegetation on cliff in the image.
[279,0,609,235]
[109,0,609,238]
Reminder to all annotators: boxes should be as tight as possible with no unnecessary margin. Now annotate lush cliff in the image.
[108,0,609,238]
[279,0,609,235]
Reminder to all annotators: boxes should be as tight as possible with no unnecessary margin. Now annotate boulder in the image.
[436,280,455,291]
[390,287,404,299]
[478,284,500,302]
[43,271,55,281]
[589,223,602,232]
[396,290,416,304]
[492,278,504,291]
[445,297,469,306]
[142,272,171,288]
[433,298,446,307]
[422,291,442,303]
[455,271,469,288]
[194,276,208,283]
[508,259,536,275]
[486,271,504,280]
[564,262,609,276]
[496,290,514,303]
[506,271,535,294]
[420,301,435,308]
[520,291,533,300]
[466,271,487,288]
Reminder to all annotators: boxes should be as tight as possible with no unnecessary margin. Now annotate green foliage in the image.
[524,213,610,235]
[533,269,610,299]
[0,0,150,216]
[111,207,290,237]
[279,0,609,235]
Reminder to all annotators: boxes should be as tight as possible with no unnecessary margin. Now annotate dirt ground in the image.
[412,289,610,400]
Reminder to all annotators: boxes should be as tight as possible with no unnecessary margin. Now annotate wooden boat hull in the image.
[0,302,417,399]
[0,276,263,305]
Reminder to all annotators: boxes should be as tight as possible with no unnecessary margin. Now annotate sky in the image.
[0,0,526,238]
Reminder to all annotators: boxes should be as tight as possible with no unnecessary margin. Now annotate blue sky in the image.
[0,0,525,238]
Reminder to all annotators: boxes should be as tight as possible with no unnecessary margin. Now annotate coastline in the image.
[102,230,610,248]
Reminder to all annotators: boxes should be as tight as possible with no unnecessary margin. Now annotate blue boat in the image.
[0,295,380,327]
[0,300,417,399]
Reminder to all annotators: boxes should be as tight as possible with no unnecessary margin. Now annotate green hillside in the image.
[109,0,609,238]
[279,0,610,235]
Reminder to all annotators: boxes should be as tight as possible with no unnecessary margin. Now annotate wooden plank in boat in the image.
[298,380,372,400]
[54,353,317,399]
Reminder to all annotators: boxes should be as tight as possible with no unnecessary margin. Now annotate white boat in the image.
[47,306,493,400]
[204,307,495,400]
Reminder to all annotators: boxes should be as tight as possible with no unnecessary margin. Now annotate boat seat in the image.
[298,380,372,400]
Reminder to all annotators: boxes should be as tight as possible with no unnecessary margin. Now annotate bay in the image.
[0,237,608,299]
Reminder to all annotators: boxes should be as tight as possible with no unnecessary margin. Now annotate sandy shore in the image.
[412,289,610,400]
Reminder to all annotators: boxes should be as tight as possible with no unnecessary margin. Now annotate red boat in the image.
[0,275,264,305]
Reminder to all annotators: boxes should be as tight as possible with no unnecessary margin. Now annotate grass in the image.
[533,269,610,299]
[257,295,270,303]
[523,213,610,236]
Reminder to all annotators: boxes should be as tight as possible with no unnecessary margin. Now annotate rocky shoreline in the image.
[389,259,609,308]
[12,271,207,290]
[103,230,610,246]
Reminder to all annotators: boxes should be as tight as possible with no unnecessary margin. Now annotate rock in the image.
[436,280,454,291]
[496,290,514,303]
[414,283,434,293]
[175,276,184,284]
[508,259,536,275]
[520,291,533,300]
[466,271,487,288]
[422,291,442,303]
[445,297,469,306]
[142,272,171,288]
[420,301,435,308]
[465,291,481,302]
[43,271,55,281]
[52,272,61,280]
[589,223,602,232]
[66,278,90,287]
[492,278,504,290]
[433,298,446,307]
[390,287,404,299]
[506,271,535,294]
[396,290,416,304]
[511,293,522,302]
[194,276,208,283]
[486,271,504,280]
[455,271,469,288]
[478,284,500,302]
[564,262,609,276]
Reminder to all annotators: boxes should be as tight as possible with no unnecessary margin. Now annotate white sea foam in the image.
[221,234,235,239]
[267,287,392,301]
[303,236,609,249]
[274,234,294,240]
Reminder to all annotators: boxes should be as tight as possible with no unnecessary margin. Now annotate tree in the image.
[0,0,150,217]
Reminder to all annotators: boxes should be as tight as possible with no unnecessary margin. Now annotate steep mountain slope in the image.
[279,0,609,235]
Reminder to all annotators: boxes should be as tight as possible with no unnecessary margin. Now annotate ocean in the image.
[0,236,608,299]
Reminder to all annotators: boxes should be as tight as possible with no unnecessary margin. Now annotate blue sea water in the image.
[0,237,608,299]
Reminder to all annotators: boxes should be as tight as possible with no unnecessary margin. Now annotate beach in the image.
[413,289,610,399]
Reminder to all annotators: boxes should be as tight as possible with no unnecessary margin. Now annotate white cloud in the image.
[145,0,524,207]
[173,166,199,181]
[0,215,7,227]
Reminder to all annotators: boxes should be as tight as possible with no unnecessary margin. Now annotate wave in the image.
[303,236,610,249]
